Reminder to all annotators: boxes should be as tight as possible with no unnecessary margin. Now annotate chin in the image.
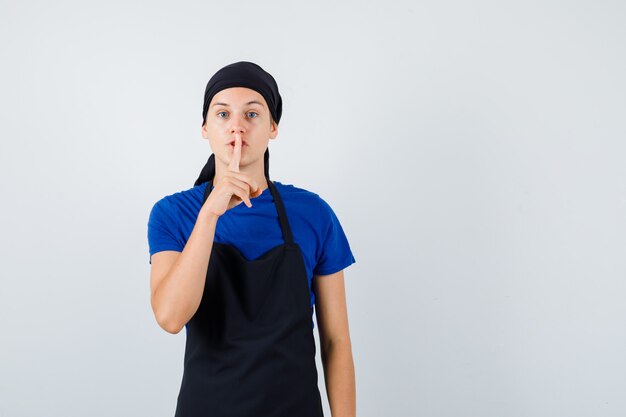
[212,152,230,167]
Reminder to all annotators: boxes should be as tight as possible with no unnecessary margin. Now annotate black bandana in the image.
[201,61,282,126]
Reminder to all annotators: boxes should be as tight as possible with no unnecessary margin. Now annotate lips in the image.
[228,140,248,146]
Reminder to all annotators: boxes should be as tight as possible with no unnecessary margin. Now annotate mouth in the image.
[228,140,248,147]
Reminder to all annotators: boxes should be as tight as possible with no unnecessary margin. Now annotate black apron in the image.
[174,178,324,417]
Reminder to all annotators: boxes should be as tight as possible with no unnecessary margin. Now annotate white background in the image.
[1,0,625,416]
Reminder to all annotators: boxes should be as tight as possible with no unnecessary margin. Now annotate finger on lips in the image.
[228,133,242,173]
[227,133,262,201]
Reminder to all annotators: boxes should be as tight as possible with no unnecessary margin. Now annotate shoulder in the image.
[272,181,330,212]
[149,182,208,220]
[272,181,342,231]
[273,180,320,200]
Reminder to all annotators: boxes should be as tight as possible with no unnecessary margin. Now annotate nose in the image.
[230,125,245,134]
[229,112,248,134]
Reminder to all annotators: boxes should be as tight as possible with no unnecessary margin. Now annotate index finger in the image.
[228,133,242,173]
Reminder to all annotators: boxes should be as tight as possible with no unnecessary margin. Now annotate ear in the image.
[201,123,209,139]
[269,120,278,140]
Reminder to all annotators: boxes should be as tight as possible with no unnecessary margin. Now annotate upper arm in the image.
[147,198,184,265]
[150,250,181,313]
[313,269,352,350]
[312,196,356,277]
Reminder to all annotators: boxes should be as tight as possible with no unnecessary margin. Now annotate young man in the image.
[147,61,356,416]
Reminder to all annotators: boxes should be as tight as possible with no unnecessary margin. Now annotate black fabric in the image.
[174,179,324,417]
[195,61,280,187]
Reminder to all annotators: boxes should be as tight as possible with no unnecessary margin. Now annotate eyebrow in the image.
[212,100,264,108]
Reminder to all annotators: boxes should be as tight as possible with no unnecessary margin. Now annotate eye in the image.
[217,111,228,118]
[247,112,258,118]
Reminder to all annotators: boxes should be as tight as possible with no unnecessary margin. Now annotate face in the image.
[201,87,278,170]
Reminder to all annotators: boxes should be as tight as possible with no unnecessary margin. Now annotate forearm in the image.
[153,209,219,333]
[321,339,356,417]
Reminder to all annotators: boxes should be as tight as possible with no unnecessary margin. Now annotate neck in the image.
[213,156,269,194]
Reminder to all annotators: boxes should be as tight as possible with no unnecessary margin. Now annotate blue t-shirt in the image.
[147,180,356,329]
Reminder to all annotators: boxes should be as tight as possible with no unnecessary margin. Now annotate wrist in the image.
[199,207,220,222]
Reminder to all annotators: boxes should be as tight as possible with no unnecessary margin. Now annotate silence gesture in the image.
[200,133,262,218]
[229,133,243,173]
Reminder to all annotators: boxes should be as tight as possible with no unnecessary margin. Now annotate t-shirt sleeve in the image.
[313,196,356,276]
[147,198,184,264]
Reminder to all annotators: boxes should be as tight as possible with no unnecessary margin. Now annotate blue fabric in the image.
[147,180,356,329]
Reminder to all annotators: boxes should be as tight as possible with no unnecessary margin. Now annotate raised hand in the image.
[200,133,262,218]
